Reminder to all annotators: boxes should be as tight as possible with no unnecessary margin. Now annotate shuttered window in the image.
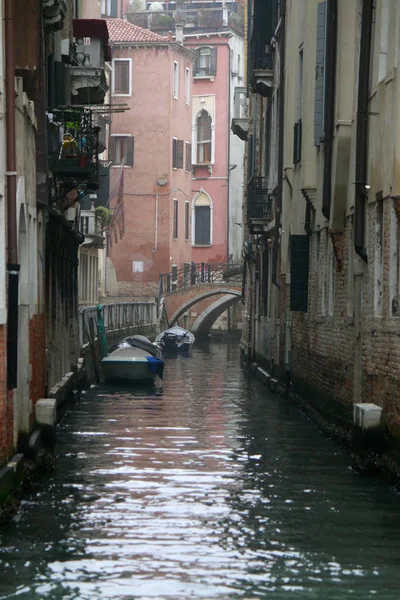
[185,142,192,172]
[101,0,117,16]
[109,135,134,166]
[172,199,178,239]
[184,201,190,240]
[197,110,212,164]
[113,59,131,95]
[194,47,217,77]
[314,1,327,144]
[173,139,184,169]
[194,206,211,245]
[290,235,310,312]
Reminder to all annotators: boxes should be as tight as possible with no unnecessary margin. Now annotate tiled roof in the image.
[106,18,167,44]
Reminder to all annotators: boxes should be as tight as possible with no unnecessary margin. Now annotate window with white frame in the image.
[196,110,212,164]
[185,67,190,104]
[112,59,132,95]
[173,61,179,98]
[109,135,134,166]
[101,0,118,17]
[193,191,212,246]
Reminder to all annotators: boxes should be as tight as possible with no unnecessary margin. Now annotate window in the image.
[193,191,212,246]
[185,141,192,172]
[194,47,217,77]
[196,110,212,164]
[80,216,89,234]
[185,67,191,104]
[172,138,184,169]
[172,199,178,239]
[112,59,131,95]
[173,61,179,98]
[101,0,118,17]
[184,201,190,241]
[109,135,134,166]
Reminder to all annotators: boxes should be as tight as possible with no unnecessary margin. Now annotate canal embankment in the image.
[0,301,158,521]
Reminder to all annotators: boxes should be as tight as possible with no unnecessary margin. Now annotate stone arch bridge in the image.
[158,262,243,336]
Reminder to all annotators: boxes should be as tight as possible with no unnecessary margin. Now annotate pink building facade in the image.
[185,33,230,264]
[106,19,194,298]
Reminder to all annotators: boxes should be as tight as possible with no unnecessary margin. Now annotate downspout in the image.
[227,40,231,263]
[5,0,19,389]
[153,184,159,254]
[272,0,285,288]
[354,0,374,261]
[322,0,338,221]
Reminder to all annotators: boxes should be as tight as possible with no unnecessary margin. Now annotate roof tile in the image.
[106,18,167,44]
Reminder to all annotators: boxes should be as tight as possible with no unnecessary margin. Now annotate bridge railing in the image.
[79,301,157,346]
[159,262,243,298]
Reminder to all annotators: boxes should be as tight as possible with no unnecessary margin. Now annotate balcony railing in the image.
[127,7,244,36]
[231,86,249,141]
[247,177,274,222]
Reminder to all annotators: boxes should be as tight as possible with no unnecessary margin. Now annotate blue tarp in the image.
[146,356,164,379]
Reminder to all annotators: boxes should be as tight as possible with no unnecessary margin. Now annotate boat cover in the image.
[146,356,164,379]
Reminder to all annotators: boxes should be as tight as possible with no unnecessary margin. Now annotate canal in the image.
[1,341,400,599]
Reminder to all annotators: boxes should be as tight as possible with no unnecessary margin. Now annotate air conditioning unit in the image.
[353,403,382,429]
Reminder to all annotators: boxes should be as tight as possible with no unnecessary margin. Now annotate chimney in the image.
[175,23,184,45]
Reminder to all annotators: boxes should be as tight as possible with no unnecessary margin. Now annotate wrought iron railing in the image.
[79,302,157,346]
[247,177,275,222]
[127,8,244,36]
[159,262,243,297]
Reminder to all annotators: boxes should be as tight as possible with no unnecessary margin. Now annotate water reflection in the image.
[0,342,400,599]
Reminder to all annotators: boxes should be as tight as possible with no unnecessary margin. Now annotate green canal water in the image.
[1,342,400,599]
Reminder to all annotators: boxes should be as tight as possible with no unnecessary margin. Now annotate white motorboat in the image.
[101,335,164,382]
[155,326,195,355]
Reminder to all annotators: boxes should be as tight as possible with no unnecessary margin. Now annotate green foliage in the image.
[158,14,175,28]
[95,206,113,230]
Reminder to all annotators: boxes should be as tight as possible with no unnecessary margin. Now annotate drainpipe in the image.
[227,39,231,264]
[272,0,285,288]
[322,0,338,221]
[5,0,19,389]
[354,0,374,262]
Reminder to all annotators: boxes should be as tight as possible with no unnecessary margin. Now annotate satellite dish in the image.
[148,1,164,12]
[156,178,168,186]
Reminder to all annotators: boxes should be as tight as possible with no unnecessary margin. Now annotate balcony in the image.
[250,56,274,98]
[69,19,111,106]
[231,87,248,141]
[247,177,275,234]
[47,108,101,213]
[127,7,244,37]
[43,0,67,32]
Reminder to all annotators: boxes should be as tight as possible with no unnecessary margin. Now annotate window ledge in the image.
[111,165,132,168]
[192,244,212,248]
[193,75,215,82]
[112,93,132,97]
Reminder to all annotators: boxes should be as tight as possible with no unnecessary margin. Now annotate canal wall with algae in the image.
[241,346,400,490]
[0,303,158,521]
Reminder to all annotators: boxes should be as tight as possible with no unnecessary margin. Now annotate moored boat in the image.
[102,335,164,382]
[155,326,195,355]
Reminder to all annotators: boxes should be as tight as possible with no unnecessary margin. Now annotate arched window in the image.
[193,191,212,246]
[197,110,212,164]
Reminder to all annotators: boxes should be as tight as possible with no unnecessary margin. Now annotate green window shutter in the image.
[127,137,134,167]
[314,1,327,145]
[110,0,118,17]
[177,140,184,169]
[210,47,217,76]
[290,235,310,312]
[185,142,192,171]
[194,51,199,76]
[195,206,211,245]
[172,138,177,168]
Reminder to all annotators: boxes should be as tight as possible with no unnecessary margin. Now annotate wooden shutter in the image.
[127,137,134,166]
[195,206,211,245]
[185,202,189,240]
[110,0,118,17]
[210,47,217,76]
[177,140,184,169]
[290,235,310,312]
[172,138,178,168]
[109,136,116,162]
[314,1,326,144]
[185,142,192,171]
[193,50,199,76]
